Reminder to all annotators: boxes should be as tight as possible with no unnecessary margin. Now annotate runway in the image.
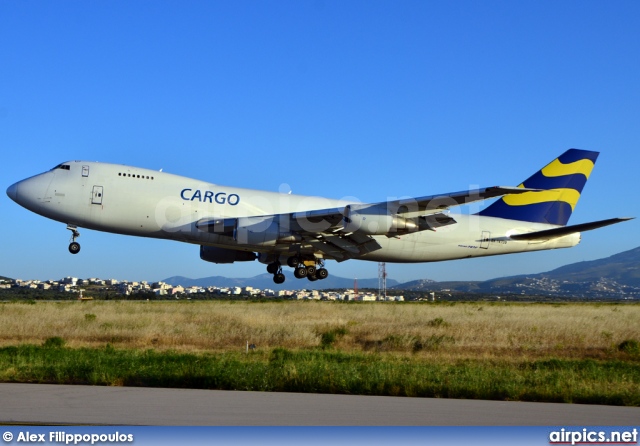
[0,383,637,425]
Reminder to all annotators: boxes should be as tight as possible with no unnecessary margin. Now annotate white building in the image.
[62,277,78,285]
[170,285,184,295]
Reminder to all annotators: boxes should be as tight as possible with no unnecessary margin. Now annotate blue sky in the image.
[1,1,638,284]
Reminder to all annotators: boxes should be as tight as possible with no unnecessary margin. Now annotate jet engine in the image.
[200,246,257,264]
[234,216,280,246]
[199,216,302,246]
[342,204,421,235]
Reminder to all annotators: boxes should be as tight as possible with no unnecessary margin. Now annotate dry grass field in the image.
[0,300,638,404]
[0,300,637,360]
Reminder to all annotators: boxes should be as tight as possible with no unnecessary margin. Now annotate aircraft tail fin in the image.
[477,149,599,225]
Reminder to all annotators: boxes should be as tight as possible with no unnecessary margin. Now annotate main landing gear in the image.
[267,256,329,284]
[67,225,81,254]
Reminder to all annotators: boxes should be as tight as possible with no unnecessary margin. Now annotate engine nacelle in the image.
[198,216,302,246]
[234,216,302,246]
[200,246,257,264]
[343,204,422,235]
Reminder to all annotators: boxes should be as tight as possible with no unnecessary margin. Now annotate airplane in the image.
[6,149,632,284]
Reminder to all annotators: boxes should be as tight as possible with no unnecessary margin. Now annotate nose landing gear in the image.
[67,225,81,255]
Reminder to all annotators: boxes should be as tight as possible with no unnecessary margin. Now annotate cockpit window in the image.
[52,164,71,171]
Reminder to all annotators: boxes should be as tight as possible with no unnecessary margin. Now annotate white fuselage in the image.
[8,161,580,264]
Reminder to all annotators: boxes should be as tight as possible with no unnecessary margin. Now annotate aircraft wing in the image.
[390,186,539,212]
[196,185,536,261]
[196,209,380,261]
[365,185,538,218]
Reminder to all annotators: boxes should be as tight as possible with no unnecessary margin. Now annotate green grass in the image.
[0,344,638,406]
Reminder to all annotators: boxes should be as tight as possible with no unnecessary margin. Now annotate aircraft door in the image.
[480,231,490,249]
[91,186,103,205]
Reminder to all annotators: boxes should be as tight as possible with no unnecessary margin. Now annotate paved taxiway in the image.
[0,383,638,425]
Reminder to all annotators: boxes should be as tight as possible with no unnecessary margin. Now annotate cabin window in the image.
[116,172,154,180]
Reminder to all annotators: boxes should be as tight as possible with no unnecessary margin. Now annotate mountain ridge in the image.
[395,246,640,297]
[162,273,399,291]
[162,246,640,297]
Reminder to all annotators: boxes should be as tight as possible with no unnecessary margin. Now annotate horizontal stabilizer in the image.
[509,217,634,241]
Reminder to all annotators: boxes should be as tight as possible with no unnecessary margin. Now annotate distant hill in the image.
[537,246,640,286]
[396,246,640,298]
[163,247,640,296]
[162,273,399,291]
[388,278,446,292]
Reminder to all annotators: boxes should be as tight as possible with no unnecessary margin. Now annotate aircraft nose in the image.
[6,182,18,202]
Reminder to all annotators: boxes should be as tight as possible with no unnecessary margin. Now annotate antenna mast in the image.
[378,262,387,301]
[354,278,358,301]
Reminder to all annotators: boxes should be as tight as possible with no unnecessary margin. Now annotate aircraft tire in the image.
[306,265,316,276]
[286,257,299,268]
[266,262,279,274]
[316,268,328,280]
[307,274,318,282]
[68,242,81,255]
[273,273,285,284]
[294,266,308,279]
